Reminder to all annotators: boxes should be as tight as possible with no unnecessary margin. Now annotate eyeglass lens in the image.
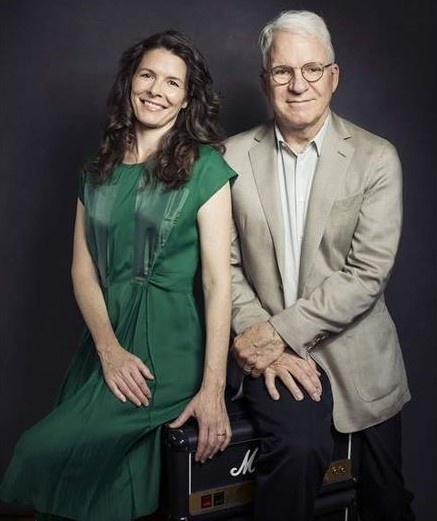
[271,63,328,84]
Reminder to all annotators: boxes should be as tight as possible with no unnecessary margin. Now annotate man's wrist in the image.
[267,319,287,349]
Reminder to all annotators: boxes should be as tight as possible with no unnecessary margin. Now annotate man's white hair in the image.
[259,10,335,68]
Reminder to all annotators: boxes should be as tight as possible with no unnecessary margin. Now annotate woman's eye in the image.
[168,80,180,87]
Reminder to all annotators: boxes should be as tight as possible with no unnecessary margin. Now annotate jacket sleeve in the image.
[231,219,271,334]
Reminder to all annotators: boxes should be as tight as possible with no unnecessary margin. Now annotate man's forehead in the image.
[269,31,328,60]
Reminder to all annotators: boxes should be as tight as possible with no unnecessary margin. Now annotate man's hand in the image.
[264,349,322,402]
[232,321,286,377]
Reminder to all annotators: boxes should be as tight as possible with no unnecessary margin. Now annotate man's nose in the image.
[287,71,308,94]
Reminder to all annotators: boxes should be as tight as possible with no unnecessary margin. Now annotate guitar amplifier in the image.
[164,398,360,521]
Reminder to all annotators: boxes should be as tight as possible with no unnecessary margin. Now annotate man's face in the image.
[264,31,339,139]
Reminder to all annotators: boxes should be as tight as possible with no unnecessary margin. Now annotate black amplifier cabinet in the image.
[164,399,360,521]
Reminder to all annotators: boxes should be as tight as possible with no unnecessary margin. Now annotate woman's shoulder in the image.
[189,145,237,206]
[196,144,224,163]
[195,144,237,173]
[193,144,236,176]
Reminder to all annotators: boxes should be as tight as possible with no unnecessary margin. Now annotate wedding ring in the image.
[242,368,252,375]
[217,432,226,437]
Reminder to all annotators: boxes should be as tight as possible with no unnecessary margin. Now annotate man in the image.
[225,10,414,521]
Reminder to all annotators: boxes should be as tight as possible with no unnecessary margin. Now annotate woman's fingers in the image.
[107,381,127,403]
[124,372,150,406]
[198,426,222,462]
[195,420,209,462]
[172,392,231,463]
[213,424,231,456]
[168,405,193,429]
[196,417,232,462]
[137,359,155,380]
[115,379,143,406]
[101,347,155,406]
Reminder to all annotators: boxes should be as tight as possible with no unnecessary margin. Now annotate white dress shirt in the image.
[275,116,330,307]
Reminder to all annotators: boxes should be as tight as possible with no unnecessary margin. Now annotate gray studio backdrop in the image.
[0,0,435,518]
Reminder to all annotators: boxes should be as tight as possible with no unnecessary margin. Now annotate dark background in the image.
[0,0,435,518]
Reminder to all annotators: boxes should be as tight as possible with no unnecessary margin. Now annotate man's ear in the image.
[330,63,340,94]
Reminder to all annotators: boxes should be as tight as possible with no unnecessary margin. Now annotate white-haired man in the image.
[226,10,415,521]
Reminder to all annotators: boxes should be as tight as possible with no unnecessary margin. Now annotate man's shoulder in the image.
[332,113,396,151]
[224,122,272,157]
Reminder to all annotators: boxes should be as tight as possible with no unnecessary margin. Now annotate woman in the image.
[1,30,236,521]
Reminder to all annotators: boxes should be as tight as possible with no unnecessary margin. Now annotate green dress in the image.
[1,145,236,521]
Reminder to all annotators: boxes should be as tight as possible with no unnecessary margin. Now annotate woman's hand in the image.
[169,388,231,463]
[97,344,154,406]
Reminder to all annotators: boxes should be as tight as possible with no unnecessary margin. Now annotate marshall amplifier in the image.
[164,398,360,521]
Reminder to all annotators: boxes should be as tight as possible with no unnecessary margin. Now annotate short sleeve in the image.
[77,173,87,204]
[194,146,238,207]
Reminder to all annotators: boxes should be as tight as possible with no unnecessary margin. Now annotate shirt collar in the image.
[275,112,331,157]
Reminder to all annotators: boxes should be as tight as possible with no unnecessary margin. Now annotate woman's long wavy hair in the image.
[85,30,224,188]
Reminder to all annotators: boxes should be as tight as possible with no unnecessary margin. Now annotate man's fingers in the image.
[264,370,280,400]
[277,370,304,401]
[280,354,322,400]
[295,370,321,400]
[307,356,320,373]
[300,359,322,390]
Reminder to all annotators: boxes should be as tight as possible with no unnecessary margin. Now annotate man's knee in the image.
[259,428,332,476]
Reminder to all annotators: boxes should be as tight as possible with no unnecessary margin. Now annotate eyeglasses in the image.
[266,62,333,85]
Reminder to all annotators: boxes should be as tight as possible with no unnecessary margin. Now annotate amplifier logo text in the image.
[230,447,259,477]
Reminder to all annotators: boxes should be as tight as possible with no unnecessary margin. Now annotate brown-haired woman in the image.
[1,30,236,521]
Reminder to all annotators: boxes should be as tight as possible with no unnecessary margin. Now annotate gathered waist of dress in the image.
[103,270,195,294]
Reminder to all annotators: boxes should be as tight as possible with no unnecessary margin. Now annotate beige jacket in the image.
[225,113,411,433]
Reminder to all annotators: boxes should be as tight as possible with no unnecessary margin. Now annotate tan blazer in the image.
[225,112,411,433]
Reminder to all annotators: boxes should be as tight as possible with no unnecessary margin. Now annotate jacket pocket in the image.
[347,310,402,402]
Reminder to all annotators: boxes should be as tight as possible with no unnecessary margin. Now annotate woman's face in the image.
[130,48,188,132]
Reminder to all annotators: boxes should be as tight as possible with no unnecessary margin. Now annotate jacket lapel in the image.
[298,115,355,294]
[248,124,286,286]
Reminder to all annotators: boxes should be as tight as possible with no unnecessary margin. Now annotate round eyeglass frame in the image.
[266,62,333,85]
